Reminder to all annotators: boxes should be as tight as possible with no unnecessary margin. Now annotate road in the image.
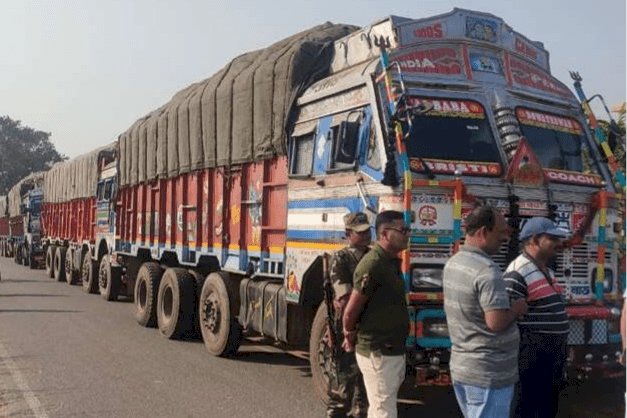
[0,258,623,417]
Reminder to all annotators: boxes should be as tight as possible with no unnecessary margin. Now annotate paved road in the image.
[0,258,623,417]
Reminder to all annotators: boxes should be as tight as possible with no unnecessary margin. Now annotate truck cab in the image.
[282,9,623,393]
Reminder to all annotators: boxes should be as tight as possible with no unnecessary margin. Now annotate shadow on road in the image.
[0,280,46,283]
[0,309,81,313]
[0,294,67,297]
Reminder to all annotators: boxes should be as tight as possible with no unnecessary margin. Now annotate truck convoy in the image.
[0,172,45,267]
[1,8,624,401]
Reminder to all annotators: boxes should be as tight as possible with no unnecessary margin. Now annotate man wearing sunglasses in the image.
[341,210,409,418]
[504,217,569,418]
[325,212,372,418]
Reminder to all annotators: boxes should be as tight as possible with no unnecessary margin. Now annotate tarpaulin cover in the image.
[0,195,7,217]
[8,172,45,217]
[118,22,357,186]
[43,143,117,203]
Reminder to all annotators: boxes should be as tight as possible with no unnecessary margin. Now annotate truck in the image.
[11,8,624,402]
[0,172,45,268]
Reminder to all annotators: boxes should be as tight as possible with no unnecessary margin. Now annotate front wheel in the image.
[198,272,241,357]
[310,302,333,406]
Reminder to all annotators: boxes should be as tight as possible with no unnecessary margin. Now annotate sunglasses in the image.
[386,226,411,235]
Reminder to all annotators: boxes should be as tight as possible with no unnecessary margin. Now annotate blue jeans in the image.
[453,382,514,418]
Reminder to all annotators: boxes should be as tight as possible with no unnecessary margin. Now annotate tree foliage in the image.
[0,116,66,195]
[598,103,626,171]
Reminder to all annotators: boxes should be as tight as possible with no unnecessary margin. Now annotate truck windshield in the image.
[404,97,501,165]
[31,199,41,215]
[516,108,584,172]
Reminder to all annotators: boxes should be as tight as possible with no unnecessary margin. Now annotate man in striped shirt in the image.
[504,217,569,418]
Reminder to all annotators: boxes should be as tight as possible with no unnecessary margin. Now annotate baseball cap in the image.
[343,212,370,232]
[519,217,569,240]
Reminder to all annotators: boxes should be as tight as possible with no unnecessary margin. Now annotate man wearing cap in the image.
[326,212,371,418]
[504,217,570,418]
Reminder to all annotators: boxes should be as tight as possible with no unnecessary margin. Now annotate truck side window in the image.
[289,133,315,176]
[330,121,360,170]
[103,181,113,201]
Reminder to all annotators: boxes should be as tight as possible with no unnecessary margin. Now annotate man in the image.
[342,210,409,418]
[443,205,528,418]
[504,217,569,418]
[326,212,371,418]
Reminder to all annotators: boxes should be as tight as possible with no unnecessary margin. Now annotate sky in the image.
[1,0,625,159]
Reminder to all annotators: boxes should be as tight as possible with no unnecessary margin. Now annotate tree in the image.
[598,103,626,172]
[0,116,66,195]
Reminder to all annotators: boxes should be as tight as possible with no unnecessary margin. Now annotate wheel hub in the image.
[202,293,221,333]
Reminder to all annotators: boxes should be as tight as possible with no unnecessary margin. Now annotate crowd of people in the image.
[323,207,624,418]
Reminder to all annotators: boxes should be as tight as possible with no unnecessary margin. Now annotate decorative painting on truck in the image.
[391,47,463,75]
[465,16,498,43]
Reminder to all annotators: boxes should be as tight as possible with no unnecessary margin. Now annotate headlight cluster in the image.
[411,267,443,290]
[423,318,449,338]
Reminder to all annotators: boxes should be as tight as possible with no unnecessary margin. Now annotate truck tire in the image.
[45,246,57,278]
[22,246,29,266]
[310,302,333,406]
[134,262,163,327]
[99,255,121,301]
[157,268,195,339]
[81,255,99,294]
[53,247,67,282]
[198,272,242,357]
[65,250,79,285]
[188,269,206,336]
[29,253,37,269]
[14,245,21,265]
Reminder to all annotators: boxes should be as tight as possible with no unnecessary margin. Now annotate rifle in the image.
[322,253,342,392]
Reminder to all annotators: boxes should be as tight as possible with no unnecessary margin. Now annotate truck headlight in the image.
[423,318,449,337]
[411,267,443,289]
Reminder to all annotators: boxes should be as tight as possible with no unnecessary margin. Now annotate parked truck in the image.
[0,172,45,267]
[11,8,624,402]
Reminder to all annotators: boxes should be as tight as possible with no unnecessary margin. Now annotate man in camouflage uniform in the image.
[326,212,371,418]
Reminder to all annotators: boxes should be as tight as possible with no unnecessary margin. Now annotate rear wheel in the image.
[22,246,30,266]
[99,255,121,301]
[45,246,57,278]
[14,245,22,264]
[157,268,196,339]
[53,247,67,282]
[65,249,79,285]
[81,255,99,294]
[134,262,163,327]
[198,272,242,357]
